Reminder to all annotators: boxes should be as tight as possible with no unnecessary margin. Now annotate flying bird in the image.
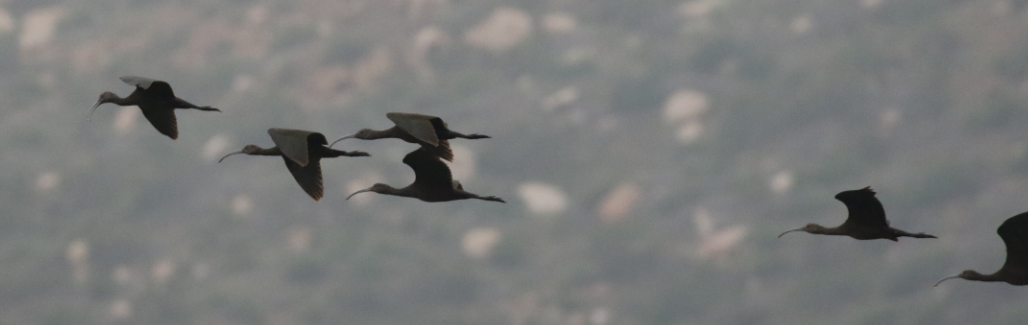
[219,128,369,201]
[347,147,504,203]
[89,76,220,139]
[329,112,490,161]
[778,187,936,241]
[935,211,1028,286]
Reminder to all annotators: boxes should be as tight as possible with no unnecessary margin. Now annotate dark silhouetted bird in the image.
[347,147,504,203]
[778,187,936,241]
[89,76,220,139]
[329,112,489,161]
[935,211,1028,286]
[219,128,369,201]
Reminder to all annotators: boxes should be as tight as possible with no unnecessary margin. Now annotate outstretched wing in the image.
[402,148,453,190]
[283,157,324,201]
[387,112,441,147]
[836,187,889,228]
[998,212,1028,275]
[139,106,178,139]
[120,76,175,100]
[268,128,315,166]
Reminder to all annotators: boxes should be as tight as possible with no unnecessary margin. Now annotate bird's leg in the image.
[447,130,491,139]
[339,150,370,157]
[173,98,221,112]
[460,190,505,203]
[322,148,370,157]
[480,196,506,203]
[892,228,938,239]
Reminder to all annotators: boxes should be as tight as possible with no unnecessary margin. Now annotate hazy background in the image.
[1,0,1027,323]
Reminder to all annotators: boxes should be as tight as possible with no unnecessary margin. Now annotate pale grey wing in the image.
[268,128,312,167]
[119,76,158,89]
[139,106,178,139]
[387,112,440,147]
[283,157,324,201]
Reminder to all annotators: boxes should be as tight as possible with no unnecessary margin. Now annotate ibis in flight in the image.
[777,187,937,241]
[346,147,504,203]
[329,112,490,161]
[89,76,220,139]
[218,128,369,201]
[935,211,1028,286]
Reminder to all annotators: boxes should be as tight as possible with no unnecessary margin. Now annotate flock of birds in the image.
[89,76,1027,288]
[89,76,505,203]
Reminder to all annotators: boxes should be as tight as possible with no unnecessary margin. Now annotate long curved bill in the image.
[328,135,356,148]
[218,151,244,163]
[346,188,373,200]
[934,274,961,287]
[778,227,805,238]
[87,100,102,121]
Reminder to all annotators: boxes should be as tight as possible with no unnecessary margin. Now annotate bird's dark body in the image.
[778,187,936,241]
[218,129,368,201]
[91,76,219,139]
[347,147,504,203]
[392,185,479,203]
[379,125,457,162]
[831,225,928,241]
[386,116,471,141]
[330,112,490,161]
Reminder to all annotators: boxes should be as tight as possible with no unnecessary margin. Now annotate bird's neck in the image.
[368,127,405,140]
[811,226,847,236]
[379,185,412,198]
[967,271,1004,283]
[255,146,283,156]
[107,95,133,106]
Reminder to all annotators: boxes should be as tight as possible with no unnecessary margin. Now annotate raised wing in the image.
[998,212,1028,276]
[268,128,315,166]
[120,76,175,100]
[387,112,441,147]
[402,148,453,190]
[283,156,324,201]
[836,187,889,228]
[139,106,178,139]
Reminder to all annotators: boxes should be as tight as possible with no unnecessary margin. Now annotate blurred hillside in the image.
[3,0,1028,324]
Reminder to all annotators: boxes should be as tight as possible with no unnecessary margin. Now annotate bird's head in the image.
[934,270,983,287]
[218,145,262,163]
[778,223,827,238]
[346,183,393,200]
[97,91,118,103]
[329,129,374,147]
[87,92,119,121]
